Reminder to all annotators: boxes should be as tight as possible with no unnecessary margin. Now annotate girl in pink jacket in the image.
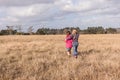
[65,31,73,56]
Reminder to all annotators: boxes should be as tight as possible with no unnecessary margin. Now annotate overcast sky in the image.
[0,0,120,30]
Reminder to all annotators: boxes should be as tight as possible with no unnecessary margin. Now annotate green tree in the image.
[96,27,105,34]
[0,30,17,35]
[87,27,97,34]
[36,29,46,35]
[106,28,117,34]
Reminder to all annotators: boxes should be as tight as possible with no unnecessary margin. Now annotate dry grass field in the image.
[0,34,120,80]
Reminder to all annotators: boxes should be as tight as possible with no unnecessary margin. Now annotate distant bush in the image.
[106,28,117,34]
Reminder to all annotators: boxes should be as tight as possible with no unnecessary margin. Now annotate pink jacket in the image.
[65,35,73,48]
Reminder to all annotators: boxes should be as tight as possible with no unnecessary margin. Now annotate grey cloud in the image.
[0,0,55,7]
[0,0,120,29]
[59,0,120,14]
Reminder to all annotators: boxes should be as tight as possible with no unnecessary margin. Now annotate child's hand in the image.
[65,39,67,41]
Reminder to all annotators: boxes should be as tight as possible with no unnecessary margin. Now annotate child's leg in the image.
[75,45,78,55]
[73,46,77,56]
[73,42,79,58]
[67,51,70,56]
[67,48,71,56]
[75,45,78,58]
[70,49,71,54]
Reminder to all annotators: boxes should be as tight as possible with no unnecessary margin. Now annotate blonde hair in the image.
[72,29,77,34]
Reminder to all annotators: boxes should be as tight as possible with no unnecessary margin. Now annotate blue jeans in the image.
[73,42,79,56]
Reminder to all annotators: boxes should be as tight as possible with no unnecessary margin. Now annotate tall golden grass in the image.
[0,34,120,80]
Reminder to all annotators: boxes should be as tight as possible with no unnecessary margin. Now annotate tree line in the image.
[0,26,118,35]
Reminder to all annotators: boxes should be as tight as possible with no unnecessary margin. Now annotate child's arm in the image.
[66,35,73,40]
